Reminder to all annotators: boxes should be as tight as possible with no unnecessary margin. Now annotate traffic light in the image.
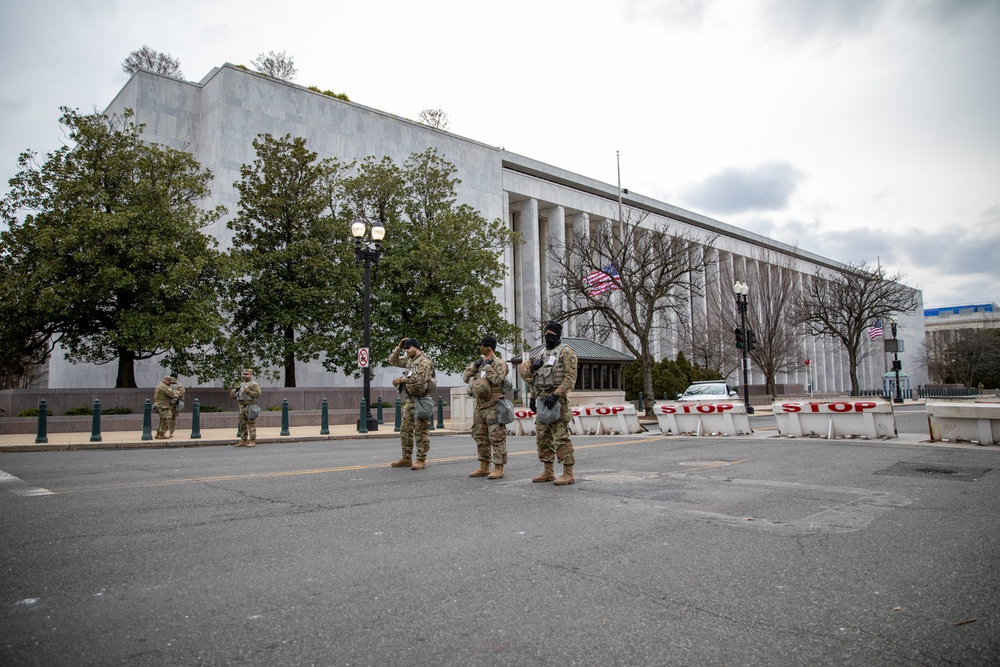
[734,327,744,349]
[746,328,757,351]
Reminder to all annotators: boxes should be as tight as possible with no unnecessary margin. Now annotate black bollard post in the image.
[638,392,644,413]
[377,394,384,425]
[359,398,369,434]
[141,399,153,441]
[34,399,48,444]
[191,398,202,439]
[320,397,329,435]
[394,396,402,432]
[280,398,290,436]
[436,396,445,430]
[90,399,102,442]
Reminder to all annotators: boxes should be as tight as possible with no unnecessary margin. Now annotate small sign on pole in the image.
[358,347,370,368]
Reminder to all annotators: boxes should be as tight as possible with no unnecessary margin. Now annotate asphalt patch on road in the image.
[874,461,992,482]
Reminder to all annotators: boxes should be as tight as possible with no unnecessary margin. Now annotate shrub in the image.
[198,405,224,413]
[17,408,53,417]
[103,407,133,415]
[64,406,94,416]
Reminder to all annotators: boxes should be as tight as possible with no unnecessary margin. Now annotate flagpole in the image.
[617,150,622,224]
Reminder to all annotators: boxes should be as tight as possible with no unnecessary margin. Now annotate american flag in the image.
[583,265,622,297]
[868,318,884,340]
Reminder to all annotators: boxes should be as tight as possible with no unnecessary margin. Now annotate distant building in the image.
[44,64,927,392]
[925,303,1000,348]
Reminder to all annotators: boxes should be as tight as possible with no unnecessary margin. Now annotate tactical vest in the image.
[532,344,566,392]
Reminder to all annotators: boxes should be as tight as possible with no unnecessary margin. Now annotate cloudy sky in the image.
[2,0,998,308]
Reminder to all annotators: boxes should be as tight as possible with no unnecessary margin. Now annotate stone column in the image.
[518,198,542,346]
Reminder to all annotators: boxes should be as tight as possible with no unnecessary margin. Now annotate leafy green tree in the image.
[332,148,521,374]
[228,133,355,386]
[622,351,722,401]
[1,107,227,388]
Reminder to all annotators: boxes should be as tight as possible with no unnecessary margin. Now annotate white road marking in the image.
[0,469,56,496]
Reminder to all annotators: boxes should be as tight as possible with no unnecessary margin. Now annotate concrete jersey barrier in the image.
[653,401,752,436]
[927,401,1000,445]
[773,399,896,440]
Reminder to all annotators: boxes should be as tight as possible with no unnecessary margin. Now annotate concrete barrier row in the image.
[653,401,752,436]
[510,404,644,436]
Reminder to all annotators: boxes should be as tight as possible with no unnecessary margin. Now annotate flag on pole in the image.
[868,318,884,340]
[583,265,622,297]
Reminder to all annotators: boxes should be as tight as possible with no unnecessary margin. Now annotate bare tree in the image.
[252,51,297,81]
[794,261,920,395]
[417,108,450,131]
[547,207,718,400]
[122,45,183,78]
[740,249,804,398]
[943,330,1000,388]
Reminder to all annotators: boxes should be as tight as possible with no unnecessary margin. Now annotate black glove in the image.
[473,358,483,368]
[481,358,493,365]
[543,393,560,409]
[529,397,537,412]
[531,358,544,370]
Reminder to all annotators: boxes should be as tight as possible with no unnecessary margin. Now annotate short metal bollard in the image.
[320,397,330,435]
[280,398,290,436]
[394,396,402,432]
[638,392,644,413]
[141,399,153,441]
[35,399,48,444]
[377,394,384,425]
[359,398,369,434]
[191,398,202,439]
[90,399,102,442]
[436,396,445,430]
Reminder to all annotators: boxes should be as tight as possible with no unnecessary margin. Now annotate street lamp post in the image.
[890,317,903,404]
[352,218,385,432]
[733,280,755,415]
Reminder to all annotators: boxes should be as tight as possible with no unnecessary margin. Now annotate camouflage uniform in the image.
[520,343,578,467]
[230,371,262,446]
[462,354,510,467]
[169,376,185,437]
[389,341,436,463]
[153,377,180,439]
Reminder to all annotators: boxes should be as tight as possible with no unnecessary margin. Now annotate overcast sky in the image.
[2,0,998,309]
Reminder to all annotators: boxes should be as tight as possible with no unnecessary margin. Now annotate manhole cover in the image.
[583,474,646,483]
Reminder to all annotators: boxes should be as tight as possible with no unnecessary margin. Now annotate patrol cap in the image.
[241,368,254,375]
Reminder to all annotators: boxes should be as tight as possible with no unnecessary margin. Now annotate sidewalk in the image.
[0,423,461,453]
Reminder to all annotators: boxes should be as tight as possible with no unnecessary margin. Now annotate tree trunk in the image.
[284,325,296,387]
[642,351,655,404]
[115,349,137,389]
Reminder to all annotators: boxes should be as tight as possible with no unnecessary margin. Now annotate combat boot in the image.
[553,464,575,486]
[531,462,555,483]
[246,441,256,448]
[411,459,426,470]
[469,461,491,477]
[487,464,505,480]
[390,457,412,468]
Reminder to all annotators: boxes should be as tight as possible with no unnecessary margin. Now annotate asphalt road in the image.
[2,421,998,666]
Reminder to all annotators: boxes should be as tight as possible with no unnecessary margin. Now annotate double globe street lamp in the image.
[352,219,385,432]
[733,280,755,415]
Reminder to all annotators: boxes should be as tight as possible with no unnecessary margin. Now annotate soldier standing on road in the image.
[388,337,436,470]
[153,375,180,440]
[519,321,578,485]
[462,335,510,480]
[230,369,262,448]
[168,372,185,438]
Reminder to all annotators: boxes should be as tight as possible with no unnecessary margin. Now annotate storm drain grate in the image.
[874,462,992,482]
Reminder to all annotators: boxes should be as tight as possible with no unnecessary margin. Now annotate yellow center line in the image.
[50,436,700,494]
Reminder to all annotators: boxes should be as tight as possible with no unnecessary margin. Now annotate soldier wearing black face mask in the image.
[519,320,578,485]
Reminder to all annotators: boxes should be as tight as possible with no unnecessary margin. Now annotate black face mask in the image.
[544,333,560,349]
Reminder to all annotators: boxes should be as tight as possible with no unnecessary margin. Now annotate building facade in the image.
[46,64,927,393]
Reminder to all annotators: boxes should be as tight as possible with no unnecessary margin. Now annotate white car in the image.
[676,381,739,401]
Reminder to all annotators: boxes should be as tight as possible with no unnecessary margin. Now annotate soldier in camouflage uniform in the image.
[389,337,436,470]
[230,369,262,447]
[153,375,180,440]
[462,335,510,479]
[519,321,579,485]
